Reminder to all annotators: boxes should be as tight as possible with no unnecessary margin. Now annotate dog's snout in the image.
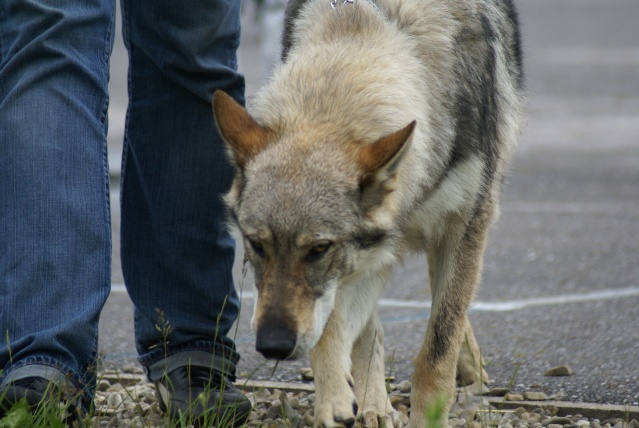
[255,316,297,360]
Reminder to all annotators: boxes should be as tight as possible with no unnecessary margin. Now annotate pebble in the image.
[96,379,111,392]
[524,391,550,401]
[506,393,526,401]
[543,416,574,426]
[122,364,145,375]
[544,365,574,377]
[397,380,412,393]
[131,415,145,428]
[486,387,509,396]
[390,394,405,407]
[106,392,123,408]
[449,417,466,427]
[266,404,282,420]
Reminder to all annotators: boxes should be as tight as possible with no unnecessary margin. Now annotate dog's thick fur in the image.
[213,0,524,426]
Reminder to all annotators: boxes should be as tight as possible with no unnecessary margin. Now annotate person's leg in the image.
[119,0,245,381]
[0,0,114,410]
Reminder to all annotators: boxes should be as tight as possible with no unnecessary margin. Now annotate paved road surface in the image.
[102,0,639,406]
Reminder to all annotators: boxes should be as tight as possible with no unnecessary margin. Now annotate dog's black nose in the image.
[256,319,297,360]
[256,335,296,360]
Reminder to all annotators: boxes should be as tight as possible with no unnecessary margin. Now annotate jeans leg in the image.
[119,0,245,379]
[0,0,114,403]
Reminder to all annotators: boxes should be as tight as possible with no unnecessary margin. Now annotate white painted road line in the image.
[110,284,639,312]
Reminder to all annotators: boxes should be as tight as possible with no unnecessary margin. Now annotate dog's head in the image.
[213,91,415,359]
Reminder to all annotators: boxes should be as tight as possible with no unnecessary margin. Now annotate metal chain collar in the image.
[329,0,384,17]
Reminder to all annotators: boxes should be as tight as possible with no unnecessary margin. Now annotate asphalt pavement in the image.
[102,0,639,406]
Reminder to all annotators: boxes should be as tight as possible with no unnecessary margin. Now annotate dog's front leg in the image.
[311,278,383,428]
[351,311,403,428]
[411,213,492,427]
[310,308,359,428]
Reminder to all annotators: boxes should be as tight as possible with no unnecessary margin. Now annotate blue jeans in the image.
[0,0,244,408]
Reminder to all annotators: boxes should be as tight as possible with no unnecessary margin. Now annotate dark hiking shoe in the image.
[0,376,83,421]
[155,365,252,427]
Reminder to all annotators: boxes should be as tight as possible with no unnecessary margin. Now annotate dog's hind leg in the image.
[351,311,402,428]
[428,253,489,388]
[411,207,493,427]
[456,316,489,386]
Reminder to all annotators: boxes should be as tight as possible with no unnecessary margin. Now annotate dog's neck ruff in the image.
[329,0,384,18]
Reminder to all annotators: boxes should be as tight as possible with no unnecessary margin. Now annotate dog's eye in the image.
[247,238,265,257]
[306,242,332,262]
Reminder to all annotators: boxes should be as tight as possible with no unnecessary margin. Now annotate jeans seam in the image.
[119,0,132,203]
[81,324,101,390]
[0,6,5,65]
[98,0,114,130]
[100,0,114,311]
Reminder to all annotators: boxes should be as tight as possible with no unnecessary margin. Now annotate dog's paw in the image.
[361,407,404,428]
[314,390,358,428]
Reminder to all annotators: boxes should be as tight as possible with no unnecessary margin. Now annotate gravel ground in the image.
[88,367,639,428]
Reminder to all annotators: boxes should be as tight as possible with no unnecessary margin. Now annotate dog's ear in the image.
[356,121,415,219]
[213,90,269,169]
[358,121,415,186]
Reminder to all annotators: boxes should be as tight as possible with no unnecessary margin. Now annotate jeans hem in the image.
[0,357,90,410]
[139,342,240,382]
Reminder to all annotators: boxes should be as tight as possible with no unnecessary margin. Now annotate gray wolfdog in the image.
[213,0,524,425]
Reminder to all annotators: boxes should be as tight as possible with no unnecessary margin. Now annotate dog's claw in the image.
[314,393,358,428]
[361,407,404,428]
[346,374,355,389]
